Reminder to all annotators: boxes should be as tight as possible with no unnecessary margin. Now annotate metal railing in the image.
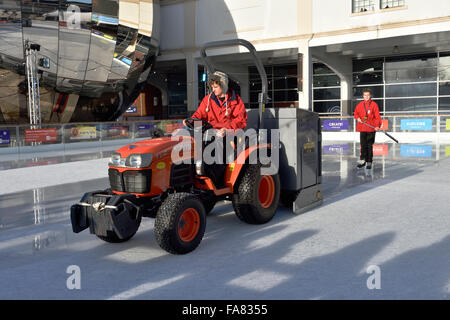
[319,113,450,133]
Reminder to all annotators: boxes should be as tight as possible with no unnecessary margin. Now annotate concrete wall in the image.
[310,0,450,46]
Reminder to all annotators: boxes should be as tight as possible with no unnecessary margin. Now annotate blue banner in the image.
[323,144,350,155]
[400,119,432,131]
[400,145,432,158]
[323,120,349,131]
[0,129,10,145]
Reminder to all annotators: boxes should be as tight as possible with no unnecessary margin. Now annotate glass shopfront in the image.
[353,52,450,115]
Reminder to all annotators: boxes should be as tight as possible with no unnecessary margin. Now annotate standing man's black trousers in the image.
[360,132,376,163]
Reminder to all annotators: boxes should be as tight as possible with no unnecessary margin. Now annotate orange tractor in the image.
[71,39,322,254]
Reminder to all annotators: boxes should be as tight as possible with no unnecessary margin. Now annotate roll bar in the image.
[200,39,267,130]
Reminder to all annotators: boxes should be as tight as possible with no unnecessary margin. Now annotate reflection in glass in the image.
[85,0,118,82]
[439,97,450,112]
[439,53,450,81]
[0,0,159,124]
[314,101,341,114]
[385,98,436,112]
[0,0,25,122]
[314,88,340,100]
[385,83,437,98]
[385,54,437,83]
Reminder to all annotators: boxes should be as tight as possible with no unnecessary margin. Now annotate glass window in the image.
[314,101,341,114]
[274,77,297,90]
[353,86,383,99]
[439,52,450,81]
[313,75,340,87]
[353,72,383,85]
[440,82,450,96]
[439,97,450,112]
[273,90,298,102]
[352,0,375,13]
[313,63,335,75]
[273,65,297,77]
[385,83,437,97]
[314,88,340,100]
[380,0,405,9]
[249,64,298,108]
[385,54,437,83]
[353,58,384,73]
[385,98,436,112]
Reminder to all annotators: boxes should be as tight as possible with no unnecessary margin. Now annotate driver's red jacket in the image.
[191,90,247,131]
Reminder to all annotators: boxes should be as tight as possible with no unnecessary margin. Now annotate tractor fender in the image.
[225,143,271,187]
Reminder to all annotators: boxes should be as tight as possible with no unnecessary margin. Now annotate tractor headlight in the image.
[126,153,153,168]
[109,153,124,167]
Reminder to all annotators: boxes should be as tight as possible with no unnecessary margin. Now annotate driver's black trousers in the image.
[203,138,236,188]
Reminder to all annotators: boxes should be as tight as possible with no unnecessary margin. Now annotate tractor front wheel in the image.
[154,193,206,254]
[232,163,280,224]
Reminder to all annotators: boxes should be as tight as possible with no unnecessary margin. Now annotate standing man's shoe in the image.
[357,160,366,168]
[366,162,372,169]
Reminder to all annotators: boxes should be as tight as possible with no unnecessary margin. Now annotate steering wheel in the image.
[184,117,213,132]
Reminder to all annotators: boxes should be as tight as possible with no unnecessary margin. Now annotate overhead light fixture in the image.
[393,45,400,54]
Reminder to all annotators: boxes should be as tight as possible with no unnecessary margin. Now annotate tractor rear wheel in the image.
[232,163,280,224]
[154,193,206,254]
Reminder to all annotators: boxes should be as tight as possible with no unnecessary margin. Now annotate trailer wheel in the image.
[97,231,136,243]
[154,193,206,254]
[232,163,280,224]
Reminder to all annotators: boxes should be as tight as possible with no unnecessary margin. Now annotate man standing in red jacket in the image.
[183,71,247,187]
[354,88,381,170]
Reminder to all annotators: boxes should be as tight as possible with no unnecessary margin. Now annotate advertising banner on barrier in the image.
[446,119,450,131]
[69,126,97,140]
[323,120,349,131]
[0,129,10,145]
[105,125,129,139]
[137,123,156,137]
[400,145,432,158]
[323,144,350,155]
[381,119,389,131]
[400,119,432,131]
[446,146,450,157]
[25,128,57,143]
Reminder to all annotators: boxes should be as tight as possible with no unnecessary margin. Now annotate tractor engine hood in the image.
[109,136,194,168]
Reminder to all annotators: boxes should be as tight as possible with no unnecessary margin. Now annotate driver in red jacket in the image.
[354,88,381,170]
[183,71,247,187]
[183,71,247,137]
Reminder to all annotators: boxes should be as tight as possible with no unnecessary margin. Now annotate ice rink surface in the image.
[0,141,449,300]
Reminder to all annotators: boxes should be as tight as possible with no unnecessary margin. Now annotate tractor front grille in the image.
[108,169,152,193]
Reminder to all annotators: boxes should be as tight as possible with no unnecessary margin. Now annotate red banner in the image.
[25,129,58,143]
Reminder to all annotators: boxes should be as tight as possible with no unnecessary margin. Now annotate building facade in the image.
[155,0,450,118]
